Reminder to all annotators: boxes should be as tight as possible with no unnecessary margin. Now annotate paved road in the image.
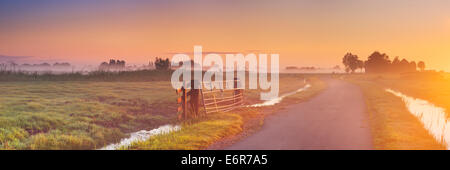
[227,78,373,150]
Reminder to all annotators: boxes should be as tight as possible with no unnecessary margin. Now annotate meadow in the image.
[0,71,316,150]
[0,81,176,149]
[343,72,449,149]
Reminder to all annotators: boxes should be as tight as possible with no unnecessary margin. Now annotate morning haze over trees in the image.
[154,57,171,70]
[97,57,170,71]
[99,59,126,71]
[342,51,426,74]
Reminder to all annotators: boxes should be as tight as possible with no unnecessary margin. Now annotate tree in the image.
[8,62,18,72]
[356,60,364,72]
[342,53,362,73]
[391,57,400,72]
[418,61,425,71]
[155,57,170,70]
[389,56,417,73]
[98,59,126,70]
[399,59,410,72]
[39,63,51,67]
[392,57,400,66]
[53,62,71,67]
[364,51,391,73]
[409,61,417,72]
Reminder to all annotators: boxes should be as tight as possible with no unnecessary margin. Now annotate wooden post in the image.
[176,88,183,120]
[183,87,187,120]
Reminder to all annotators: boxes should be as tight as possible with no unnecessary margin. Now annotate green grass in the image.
[123,109,250,150]
[0,81,177,149]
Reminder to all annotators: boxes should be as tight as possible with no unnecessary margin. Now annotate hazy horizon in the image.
[1,0,450,71]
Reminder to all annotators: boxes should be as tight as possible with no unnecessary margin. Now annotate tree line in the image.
[99,59,126,70]
[98,57,171,71]
[0,62,72,72]
[342,51,425,73]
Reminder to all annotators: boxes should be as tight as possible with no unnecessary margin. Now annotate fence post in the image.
[183,83,187,119]
[176,86,186,120]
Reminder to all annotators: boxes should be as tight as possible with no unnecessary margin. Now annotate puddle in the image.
[100,124,181,150]
[386,89,450,149]
[248,84,311,107]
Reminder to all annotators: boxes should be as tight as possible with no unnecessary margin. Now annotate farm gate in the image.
[176,78,244,120]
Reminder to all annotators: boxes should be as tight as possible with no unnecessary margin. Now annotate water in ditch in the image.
[248,84,311,107]
[386,89,450,149]
[100,124,181,150]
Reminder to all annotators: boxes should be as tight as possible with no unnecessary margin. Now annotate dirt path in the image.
[227,78,373,150]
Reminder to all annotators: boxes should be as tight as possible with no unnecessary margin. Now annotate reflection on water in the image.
[100,124,181,150]
[386,89,450,149]
[249,84,311,107]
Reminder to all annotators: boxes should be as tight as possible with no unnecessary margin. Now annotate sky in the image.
[1,0,450,71]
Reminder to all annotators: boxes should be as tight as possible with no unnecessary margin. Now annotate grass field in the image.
[0,72,317,150]
[0,81,177,149]
[343,72,448,149]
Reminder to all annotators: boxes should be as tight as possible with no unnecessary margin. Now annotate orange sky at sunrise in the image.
[1,0,450,71]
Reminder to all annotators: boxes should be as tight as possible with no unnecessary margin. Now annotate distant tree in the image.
[392,57,400,66]
[342,53,362,73]
[39,63,51,67]
[409,61,417,72]
[100,62,108,67]
[0,63,6,71]
[99,62,109,70]
[8,62,18,72]
[286,66,299,70]
[109,59,116,66]
[364,51,391,73]
[399,59,410,72]
[391,57,400,72]
[117,60,125,68]
[389,56,417,73]
[155,57,170,70]
[53,62,71,67]
[98,59,126,70]
[418,61,425,71]
[356,60,364,72]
